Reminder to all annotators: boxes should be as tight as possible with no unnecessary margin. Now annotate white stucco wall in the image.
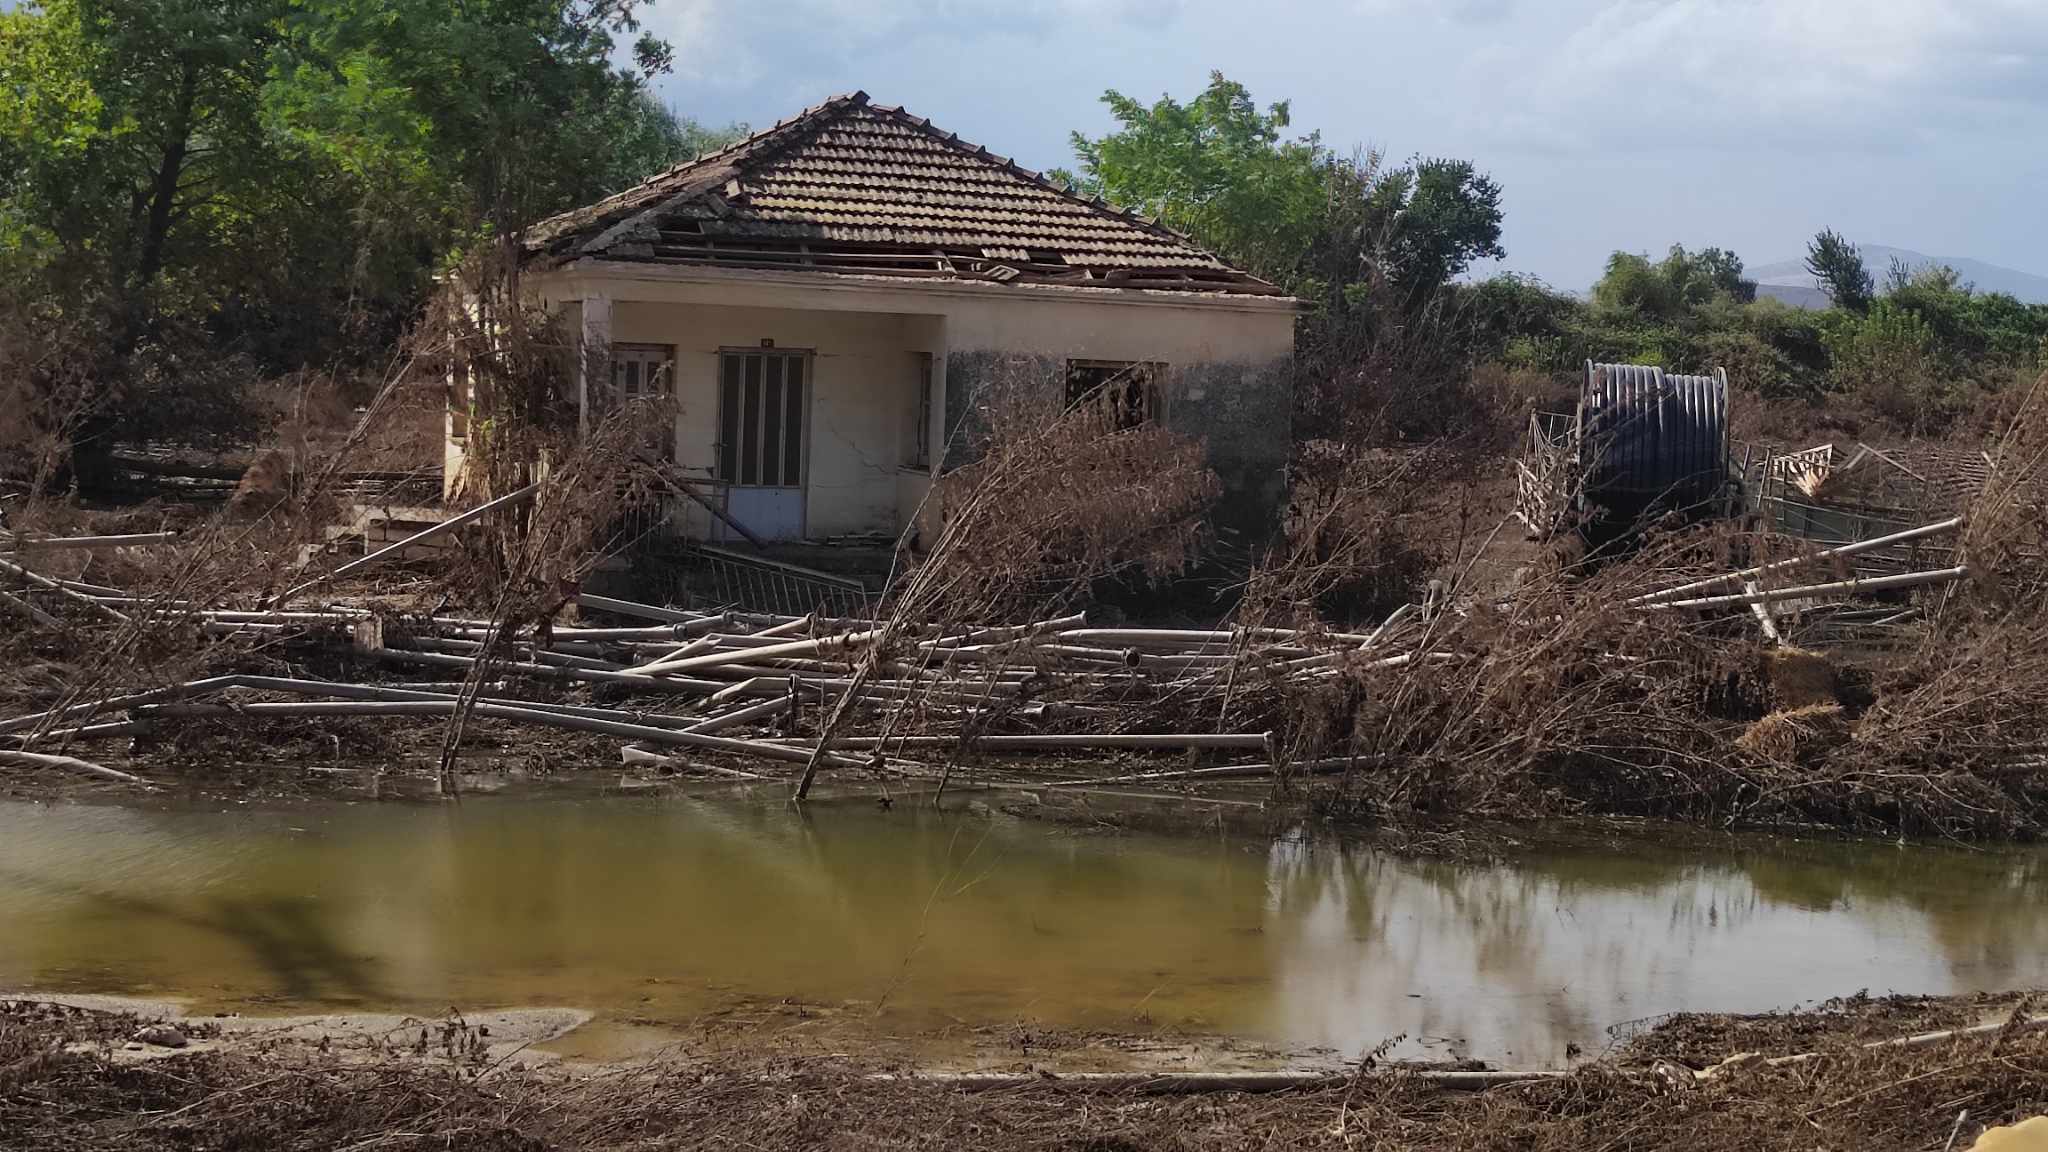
[606,301,942,538]
[522,263,1297,541]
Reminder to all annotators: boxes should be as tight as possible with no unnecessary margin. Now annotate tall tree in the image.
[272,0,680,240]
[1061,73,1502,305]
[1354,156,1503,306]
[1060,72,1326,283]
[0,0,282,347]
[1806,228,1873,313]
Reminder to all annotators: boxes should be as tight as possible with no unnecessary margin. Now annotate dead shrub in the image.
[912,358,1221,621]
[1242,439,1478,629]
[1736,703,1849,764]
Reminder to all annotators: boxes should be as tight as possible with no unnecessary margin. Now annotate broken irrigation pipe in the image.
[0,587,61,629]
[1757,1012,2048,1072]
[1627,516,1966,607]
[1644,565,1970,612]
[278,481,538,605]
[628,628,883,676]
[620,746,768,779]
[15,720,154,743]
[0,676,243,735]
[804,732,1275,753]
[0,531,179,555]
[0,557,130,623]
[0,749,154,787]
[141,699,872,768]
[1039,758,1359,787]
[573,593,715,626]
[215,676,710,730]
[682,696,791,735]
[871,1068,1558,1094]
[363,648,732,695]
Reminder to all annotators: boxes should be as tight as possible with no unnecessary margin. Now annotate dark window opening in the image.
[1065,360,1163,430]
[904,352,932,469]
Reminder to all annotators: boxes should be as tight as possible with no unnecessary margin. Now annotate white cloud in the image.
[1464,0,2048,151]
[635,0,2048,282]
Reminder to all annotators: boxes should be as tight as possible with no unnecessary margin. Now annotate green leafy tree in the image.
[0,0,283,346]
[1591,245,1752,322]
[1364,158,1505,302]
[1059,72,1326,282]
[1806,228,1873,313]
[270,0,681,240]
[1061,73,1503,309]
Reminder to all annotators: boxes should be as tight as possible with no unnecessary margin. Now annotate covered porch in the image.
[578,295,945,545]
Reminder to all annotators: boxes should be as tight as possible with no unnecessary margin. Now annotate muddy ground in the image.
[4,991,2044,1150]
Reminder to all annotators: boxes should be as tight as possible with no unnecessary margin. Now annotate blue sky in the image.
[637,0,2048,288]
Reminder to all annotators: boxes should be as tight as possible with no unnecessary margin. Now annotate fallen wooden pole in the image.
[0,749,153,787]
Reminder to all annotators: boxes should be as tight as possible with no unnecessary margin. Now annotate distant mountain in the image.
[1748,245,2048,308]
[1753,283,1834,310]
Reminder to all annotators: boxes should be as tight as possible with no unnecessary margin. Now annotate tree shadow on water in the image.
[200,894,386,1003]
[2,867,386,1004]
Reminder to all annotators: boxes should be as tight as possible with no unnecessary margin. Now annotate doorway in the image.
[717,349,810,541]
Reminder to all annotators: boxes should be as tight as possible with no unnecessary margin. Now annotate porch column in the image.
[927,330,948,477]
[576,294,611,439]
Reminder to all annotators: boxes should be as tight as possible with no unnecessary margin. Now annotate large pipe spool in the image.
[1575,361,1731,520]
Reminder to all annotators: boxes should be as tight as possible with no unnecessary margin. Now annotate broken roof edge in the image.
[541,257,1305,313]
[521,91,872,251]
[518,90,1266,288]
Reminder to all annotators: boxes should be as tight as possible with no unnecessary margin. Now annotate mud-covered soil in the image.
[5,993,2046,1151]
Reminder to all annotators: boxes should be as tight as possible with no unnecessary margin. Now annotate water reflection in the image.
[1,797,2044,1064]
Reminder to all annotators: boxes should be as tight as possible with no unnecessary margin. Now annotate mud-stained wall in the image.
[1162,358,1293,547]
[942,350,1293,549]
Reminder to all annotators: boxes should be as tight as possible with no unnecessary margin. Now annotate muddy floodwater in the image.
[3,792,2046,1067]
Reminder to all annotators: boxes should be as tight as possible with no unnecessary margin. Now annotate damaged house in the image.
[450,91,1297,550]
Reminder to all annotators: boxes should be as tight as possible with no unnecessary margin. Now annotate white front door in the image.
[716,349,809,541]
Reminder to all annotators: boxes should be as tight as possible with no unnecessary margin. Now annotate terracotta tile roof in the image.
[524,92,1278,295]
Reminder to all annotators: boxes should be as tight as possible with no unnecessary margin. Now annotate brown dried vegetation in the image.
[5,997,2047,1151]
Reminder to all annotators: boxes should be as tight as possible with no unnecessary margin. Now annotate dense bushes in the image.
[1449,248,2047,439]
[0,0,738,476]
